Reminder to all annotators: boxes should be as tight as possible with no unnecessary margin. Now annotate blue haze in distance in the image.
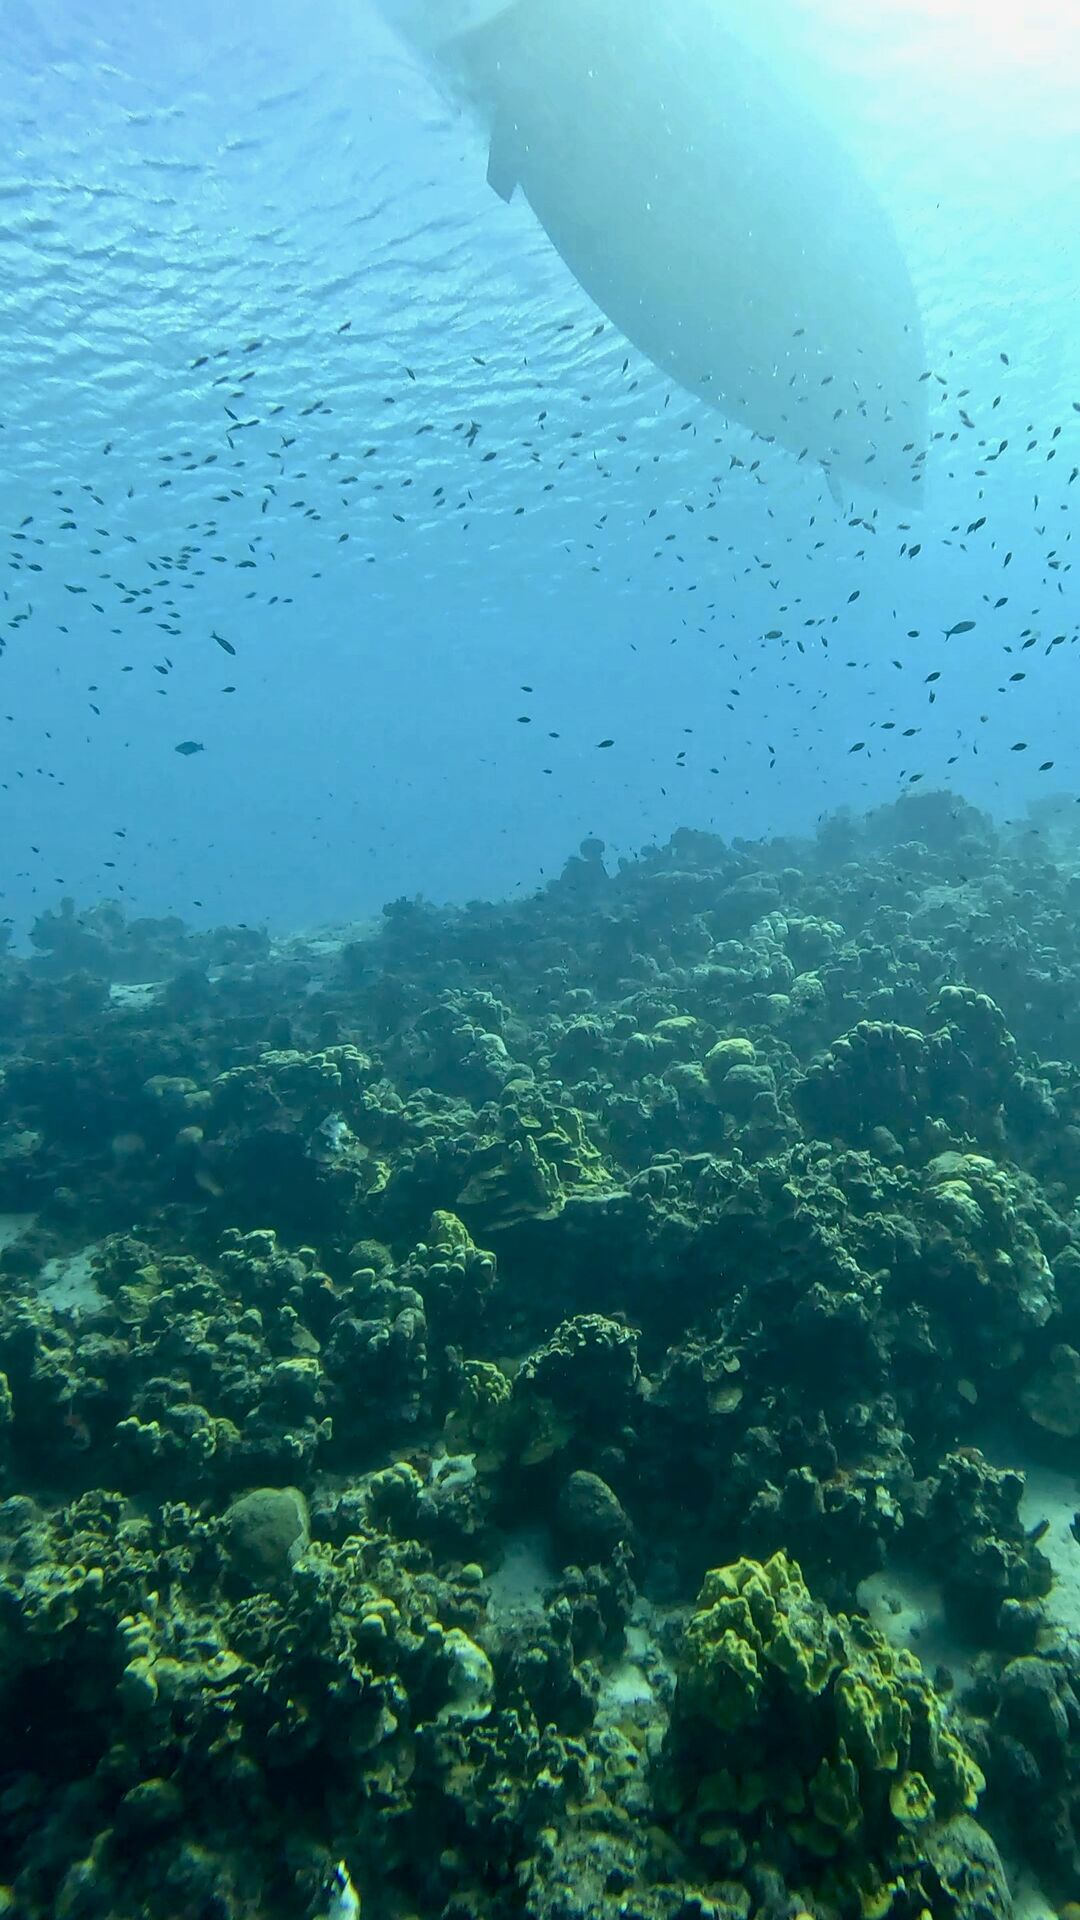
[0,0,1078,938]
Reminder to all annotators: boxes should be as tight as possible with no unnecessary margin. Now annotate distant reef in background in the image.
[1,790,1080,1920]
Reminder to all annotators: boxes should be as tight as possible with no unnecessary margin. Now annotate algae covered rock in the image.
[921,1814,1012,1920]
[965,1643,1080,1892]
[909,1452,1052,1646]
[453,1098,615,1233]
[923,1151,1055,1332]
[223,1485,310,1586]
[703,1035,757,1087]
[474,1313,645,1476]
[556,1469,632,1563]
[434,1624,495,1725]
[518,1312,641,1420]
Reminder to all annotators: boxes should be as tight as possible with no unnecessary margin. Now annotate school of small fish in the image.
[2,316,1077,910]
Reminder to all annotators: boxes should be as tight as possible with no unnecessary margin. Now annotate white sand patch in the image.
[596,1604,675,1734]
[38,1246,106,1316]
[485,1529,554,1625]
[857,1564,978,1690]
[108,982,162,1007]
[0,1214,35,1254]
[1018,1460,1080,1645]
[599,1654,653,1714]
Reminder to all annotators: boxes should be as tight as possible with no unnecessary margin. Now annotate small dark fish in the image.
[596,738,614,748]
[212,632,236,655]
[174,740,204,756]
[943,620,976,637]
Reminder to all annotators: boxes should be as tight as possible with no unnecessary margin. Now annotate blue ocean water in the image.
[1,0,1078,936]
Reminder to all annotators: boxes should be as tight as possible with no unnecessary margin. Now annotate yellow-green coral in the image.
[455,1131,564,1227]
[703,1036,757,1084]
[888,1770,935,1827]
[668,1552,986,1902]
[680,1552,842,1730]
[455,1101,614,1231]
[403,1211,498,1312]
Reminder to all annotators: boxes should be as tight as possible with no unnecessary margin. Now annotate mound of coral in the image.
[0,792,1079,1918]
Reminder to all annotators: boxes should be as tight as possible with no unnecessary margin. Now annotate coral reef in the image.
[5,792,1080,1916]
[660,1551,998,1917]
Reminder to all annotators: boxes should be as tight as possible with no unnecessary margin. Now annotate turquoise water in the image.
[4,12,1080,1915]
[1,0,1078,931]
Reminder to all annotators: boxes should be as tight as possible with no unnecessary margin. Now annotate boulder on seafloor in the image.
[556,1469,632,1563]
[223,1485,310,1586]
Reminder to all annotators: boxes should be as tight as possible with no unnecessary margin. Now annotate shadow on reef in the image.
[0,792,1079,1916]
